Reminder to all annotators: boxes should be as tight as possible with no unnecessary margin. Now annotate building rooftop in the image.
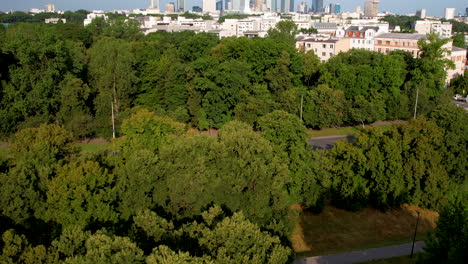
[346,26,379,32]
[375,33,427,40]
[452,46,467,52]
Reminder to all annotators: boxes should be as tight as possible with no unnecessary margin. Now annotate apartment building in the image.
[296,36,350,62]
[374,33,426,57]
[414,20,452,38]
[447,46,467,82]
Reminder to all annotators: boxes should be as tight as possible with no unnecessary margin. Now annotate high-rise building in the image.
[166,3,175,12]
[297,1,307,13]
[280,0,290,13]
[334,3,341,14]
[364,0,379,17]
[444,8,455,20]
[266,0,277,12]
[355,6,361,14]
[216,0,223,10]
[313,0,323,13]
[178,0,185,12]
[416,9,426,19]
[203,0,217,12]
[150,0,159,9]
[45,3,55,12]
[254,0,264,11]
[466,7,468,16]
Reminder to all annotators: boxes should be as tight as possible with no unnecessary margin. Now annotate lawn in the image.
[291,204,438,258]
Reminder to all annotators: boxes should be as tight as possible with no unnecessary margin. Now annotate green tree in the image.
[420,197,467,264]
[183,206,292,263]
[64,231,145,264]
[257,110,324,206]
[452,33,466,48]
[0,124,75,224]
[428,104,468,184]
[45,161,118,229]
[88,37,137,137]
[267,20,298,46]
[303,84,347,129]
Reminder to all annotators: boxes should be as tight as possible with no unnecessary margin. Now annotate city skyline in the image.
[1,0,467,16]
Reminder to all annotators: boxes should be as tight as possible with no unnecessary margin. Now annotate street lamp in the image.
[410,210,421,258]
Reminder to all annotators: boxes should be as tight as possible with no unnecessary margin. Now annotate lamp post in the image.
[410,210,421,258]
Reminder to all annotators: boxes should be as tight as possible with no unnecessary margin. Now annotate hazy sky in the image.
[1,0,467,17]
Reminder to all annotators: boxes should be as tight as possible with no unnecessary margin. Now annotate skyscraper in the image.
[178,0,185,12]
[444,8,455,20]
[364,0,379,17]
[313,0,323,13]
[203,0,217,12]
[150,0,159,9]
[281,0,291,13]
[416,9,426,19]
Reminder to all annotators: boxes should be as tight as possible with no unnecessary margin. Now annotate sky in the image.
[0,0,467,17]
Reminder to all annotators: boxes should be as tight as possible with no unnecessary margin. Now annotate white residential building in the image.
[83,11,108,26]
[296,36,350,62]
[414,20,452,38]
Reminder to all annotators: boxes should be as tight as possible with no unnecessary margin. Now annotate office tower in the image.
[280,0,290,12]
[150,0,159,9]
[46,3,55,12]
[355,6,361,14]
[178,0,185,12]
[254,0,264,11]
[334,3,341,14]
[297,2,307,13]
[329,3,334,14]
[444,8,455,19]
[203,0,217,12]
[416,9,426,19]
[313,0,323,13]
[216,0,223,10]
[364,0,379,17]
[166,3,175,12]
[266,0,277,11]
[290,0,294,12]
[232,0,241,10]
[466,7,468,16]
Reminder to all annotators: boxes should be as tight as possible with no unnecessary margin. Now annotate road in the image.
[308,135,355,150]
[294,242,425,264]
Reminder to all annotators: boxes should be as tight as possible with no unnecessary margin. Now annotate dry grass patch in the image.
[291,204,438,257]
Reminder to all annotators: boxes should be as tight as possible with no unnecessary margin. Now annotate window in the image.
[307,43,311,48]
[330,53,333,56]
[322,52,326,56]
[330,44,333,48]
[378,48,381,52]
[322,44,326,48]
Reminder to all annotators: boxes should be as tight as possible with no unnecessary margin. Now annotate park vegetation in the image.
[0,19,466,263]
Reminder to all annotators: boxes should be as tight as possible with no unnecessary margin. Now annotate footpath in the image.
[294,241,425,264]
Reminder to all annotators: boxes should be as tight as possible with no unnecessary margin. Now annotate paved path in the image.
[294,242,425,264]
[309,135,355,150]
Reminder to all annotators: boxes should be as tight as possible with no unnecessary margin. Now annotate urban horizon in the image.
[1,0,466,17]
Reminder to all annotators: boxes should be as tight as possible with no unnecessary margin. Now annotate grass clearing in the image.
[291,204,438,258]
[75,141,111,153]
